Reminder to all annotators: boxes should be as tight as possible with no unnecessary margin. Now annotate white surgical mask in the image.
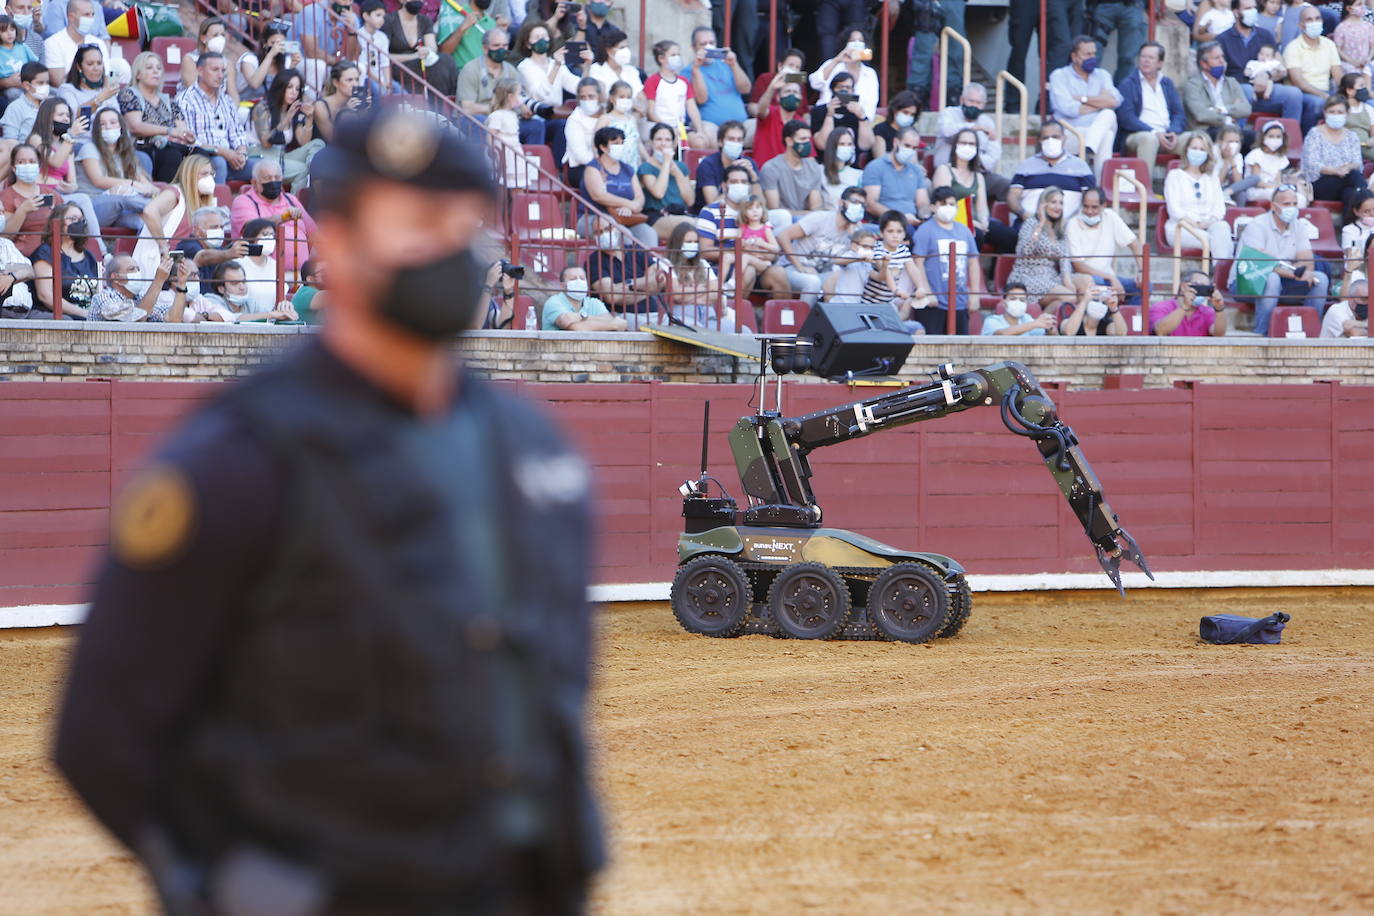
[203,227,225,244]
[846,40,865,52]
[579,98,601,116]
[954,143,977,162]
[836,143,855,163]
[77,14,95,34]
[1279,205,1298,223]
[566,278,588,299]
[228,293,252,308]
[726,183,750,203]
[12,13,31,28]
[607,142,626,161]
[206,34,227,53]
[1241,7,1258,26]
[667,53,684,71]
[1263,135,1282,151]
[935,203,956,223]
[596,230,618,249]
[13,162,39,183]
[895,147,916,165]
[1080,213,1102,226]
[722,139,743,160]
[614,96,632,114]
[1327,113,1347,129]
[1186,147,1208,167]
[197,175,216,195]
[257,238,276,257]
[681,241,699,258]
[100,127,122,145]
[1304,19,1323,37]
[1086,299,1109,320]
[1041,137,1063,159]
[30,82,49,100]
[124,274,152,297]
[613,47,632,66]
[1004,297,1028,319]
[843,201,864,223]
[894,112,915,128]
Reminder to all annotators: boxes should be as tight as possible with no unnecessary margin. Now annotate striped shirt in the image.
[861,243,911,304]
[177,82,250,153]
[1010,152,1096,220]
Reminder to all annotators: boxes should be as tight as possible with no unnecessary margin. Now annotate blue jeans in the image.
[518,115,547,146]
[1299,92,1325,134]
[210,154,259,184]
[1092,274,1140,305]
[1253,271,1328,334]
[1242,81,1302,124]
[1093,2,1148,85]
[908,0,967,101]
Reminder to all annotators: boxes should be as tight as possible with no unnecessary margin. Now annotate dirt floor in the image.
[2,587,1373,914]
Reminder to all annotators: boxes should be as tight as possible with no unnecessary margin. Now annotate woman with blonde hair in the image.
[1163,130,1233,262]
[119,51,197,182]
[1007,187,1095,305]
[132,154,218,292]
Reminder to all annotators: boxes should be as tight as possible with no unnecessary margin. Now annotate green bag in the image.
[1233,244,1277,298]
[136,2,184,38]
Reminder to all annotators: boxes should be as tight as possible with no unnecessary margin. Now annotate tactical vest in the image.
[158,344,603,904]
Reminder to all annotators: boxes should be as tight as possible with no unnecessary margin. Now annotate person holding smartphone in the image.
[1,142,61,256]
[56,44,117,118]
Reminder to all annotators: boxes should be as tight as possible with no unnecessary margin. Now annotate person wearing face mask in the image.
[1150,269,1229,336]
[292,0,359,84]
[563,76,605,179]
[688,26,752,144]
[860,125,932,229]
[870,90,918,161]
[0,14,38,102]
[1007,120,1097,224]
[1118,42,1188,182]
[752,53,810,166]
[581,124,657,250]
[933,84,1002,180]
[1163,131,1236,263]
[229,158,315,275]
[42,0,106,89]
[86,251,192,321]
[0,61,49,166]
[74,108,158,232]
[7,0,44,64]
[56,43,116,118]
[1047,36,1121,184]
[1183,40,1252,135]
[811,70,874,155]
[1059,283,1128,336]
[694,119,760,209]
[601,79,646,171]
[1321,276,1371,336]
[29,199,96,316]
[1302,95,1366,204]
[660,220,734,330]
[694,163,784,302]
[637,121,694,238]
[776,187,870,305]
[809,27,879,121]
[587,25,642,99]
[1340,190,1374,271]
[1233,185,1329,332]
[1244,119,1291,201]
[907,186,983,335]
[584,213,662,323]
[1066,188,1144,303]
[981,282,1059,335]
[819,126,862,209]
[437,0,505,72]
[644,39,710,150]
[457,27,548,145]
[1,141,61,255]
[1337,71,1374,160]
[759,121,825,224]
[379,0,458,98]
[235,216,287,313]
[177,205,248,284]
[1218,0,1305,126]
[1284,5,1343,131]
[542,262,626,329]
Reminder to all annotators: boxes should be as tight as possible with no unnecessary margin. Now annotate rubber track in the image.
[938,576,974,638]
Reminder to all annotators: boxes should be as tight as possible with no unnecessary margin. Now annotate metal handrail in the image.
[994,71,1029,165]
[1108,168,1151,320]
[1172,221,1212,287]
[937,27,972,115]
[1060,121,1087,162]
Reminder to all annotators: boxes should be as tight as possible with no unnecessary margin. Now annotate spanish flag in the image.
[955,195,974,231]
[106,5,142,42]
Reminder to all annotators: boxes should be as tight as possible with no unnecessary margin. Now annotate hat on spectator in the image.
[311,106,495,210]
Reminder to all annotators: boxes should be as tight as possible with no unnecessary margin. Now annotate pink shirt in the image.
[229,188,317,272]
[1149,298,1217,336]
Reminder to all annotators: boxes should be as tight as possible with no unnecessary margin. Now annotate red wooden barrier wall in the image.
[2,380,1372,607]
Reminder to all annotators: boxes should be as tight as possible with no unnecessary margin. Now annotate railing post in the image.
[733,228,745,331]
[276,226,286,307]
[769,0,777,76]
[50,217,63,320]
[1039,0,1048,117]
[938,28,972,115]
[946,240,957,335]
[1148,0,1156,43]
[880,0,890,110]
[723,0,731,52]
[995,71,1030,166]
[639,0,647,72]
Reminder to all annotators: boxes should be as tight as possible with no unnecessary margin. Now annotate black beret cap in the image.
[311,107,496,205]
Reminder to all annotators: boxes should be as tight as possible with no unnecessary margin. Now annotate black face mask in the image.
[1356,302,1369,321]
[376,248,487,340]
[474,0,491,8]
[66,218,89,239]
[961,105,981,121]
[779,94,800,111]
[261,179,283,200]
[404,0,423,13]
[1358,88,1371,102]
[53,120,69,137]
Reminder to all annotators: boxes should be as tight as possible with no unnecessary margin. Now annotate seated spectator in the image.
[231,158,315,276]
[43,0,106,88]
[1334,0,1374,75]
[1338,71,1374,159]
[860,210,920,313]
[178,52,256,184]
[1320,277,1370,335]
[873,89,919,161]
[382,0,458,97]
[179,17,232,96]
[87,252,191,322]
[932,128,1016,253]
[541,263,628,330]
[752,64,809,166]
[178,205,245,284]
[313,61,366,145]
[811,70,874,155]
[1285,4,1342,130]
[55,42,115,116]
[693,119,760,210]
[663,220,732,330]
[237,217,288,313]
[0,62,50,165]
[1007,120,1095,222]
[1150,270,1229,336]
[475,257,515,329]
[1060,284,1129,335]
[487,78,538,188]
[0,14,38,96]
[9,0,42,64]
[777,186,869,305]
[760,121,824,223]
[808,28,879,121]
[1219,0,1304,124]
[139,154,218,282]
[586,215,662,321]
[581,125,658,250]
[189,259,298,323]
[355,1,393,95]
[689,26,752,142]
[1066,187,1144,302]
[458,27,546,145]
[238,20,306,102]
[579,0,614,58]
[861,125,931,229]
[818,126,862,209]
[74,108,155,232]
[1256,0,1284,36]
[603,79,647,170]
[1183,40,1253,133]
[1341,189,1374,273]
[588,24,641,99]
[564,76,604,181]
[1245,118,1291,201]
[250,69,324,187]
[736,194,782,278]
[30,96,104,256]
[1008,187,1096,304]
[1164,131,1236,262]
[644,40,710,149]
[823,227,880,304]
[933,83,1006,199]
[695,163,787,296]
[29,199,95,316]
[119,52,195,184]
[515,20,583,112]
[1118,42,1187,180]
[1231,184,1329,332]
[1048,36,1120,182]
[1213,123,1258,202]
[1195,0,1237,41]
[436,0,509,73]
[981,281,1060,335]
[0,229,35,316]
[750,46,805,106]
[1,142,59,256]
[638,122,694,239]
[1302,94,1366,205]
[908,186,983,335]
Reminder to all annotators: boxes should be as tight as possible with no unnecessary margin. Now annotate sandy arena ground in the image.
[2,587,1372,914]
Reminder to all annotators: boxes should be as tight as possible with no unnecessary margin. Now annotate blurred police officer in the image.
[55,107,603,915]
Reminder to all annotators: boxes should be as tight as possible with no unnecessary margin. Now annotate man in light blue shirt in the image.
[688,26,751,140]
[542,265,628,330]
[860,125,931,228]
[980,282,1059,335]
[1048,35,1121,183]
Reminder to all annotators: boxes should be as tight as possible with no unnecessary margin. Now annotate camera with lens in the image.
[266,18,292,35]
[500,260,525,280]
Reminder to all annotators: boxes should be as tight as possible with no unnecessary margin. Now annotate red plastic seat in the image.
[966,310,983,335]
[1117,303,1144,335]
[735,303,759,333]
[151,36,196,93]
[511,294,537,330]
[992,253,1016,292]
[213,183,232,209]
[521,144,566,194]
[1214,258,1253,314]
[990,201,1011,225]
[1155,214,1204,257]
[1299,207,1342,258]
[1101,157,1164,212]
[684,148,711,177]
[1268,306,1320,337]
[1246,114,1303,163]
[762,298,809,333]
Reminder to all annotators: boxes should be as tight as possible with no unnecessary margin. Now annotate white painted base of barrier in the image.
[4,570,1371,629]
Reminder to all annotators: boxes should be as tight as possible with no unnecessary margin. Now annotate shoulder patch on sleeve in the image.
[111,465,197,569]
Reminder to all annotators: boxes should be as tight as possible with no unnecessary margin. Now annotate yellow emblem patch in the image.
[111,466,196,568]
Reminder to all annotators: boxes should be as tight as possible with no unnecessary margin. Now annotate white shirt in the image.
[356,27,389,81]
[239,256,279,314]
[1244,147,1289,183]
[1138,71,1170,132]
[1320,300,1363,337]
[562,106,599,167]
[1340,219,1374,254]
[587,61,643,100]
[808,60,880,121]
[44,31,107,74]
[820,165,863,209]
[1065,209,1137,275]
[518,56,581,107]
[1164,168,1226,228]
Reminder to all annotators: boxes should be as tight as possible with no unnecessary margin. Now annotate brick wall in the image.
[1,320,1371,388]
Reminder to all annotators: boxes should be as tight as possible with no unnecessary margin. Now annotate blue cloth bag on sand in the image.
[1199,612,1290,645]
